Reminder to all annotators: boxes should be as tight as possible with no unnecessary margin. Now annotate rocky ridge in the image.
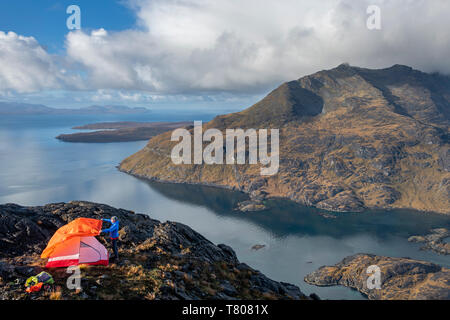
[0,201,310,300]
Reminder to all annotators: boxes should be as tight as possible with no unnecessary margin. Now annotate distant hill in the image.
[0,102,54,114]
[120,64,450,214]
[0,102,151,115]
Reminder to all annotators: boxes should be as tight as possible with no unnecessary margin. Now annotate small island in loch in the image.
[0,201,312,300]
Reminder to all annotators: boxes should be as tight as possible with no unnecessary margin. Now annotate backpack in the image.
[25,271,54,288]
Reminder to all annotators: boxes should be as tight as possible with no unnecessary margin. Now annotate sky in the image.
[0,0,450,112]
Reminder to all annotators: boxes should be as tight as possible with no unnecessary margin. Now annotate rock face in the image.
[408,228,450,255]
[0,201,310,300]
[304,253,450,300]
[120,64,450,214]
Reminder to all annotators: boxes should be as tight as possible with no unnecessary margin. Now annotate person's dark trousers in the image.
[111,238,119,260]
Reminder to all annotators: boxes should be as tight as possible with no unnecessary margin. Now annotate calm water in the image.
[1,114,449,300]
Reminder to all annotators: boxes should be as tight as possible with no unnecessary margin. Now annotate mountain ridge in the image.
[209,63,449,127]
[120,64,450,214]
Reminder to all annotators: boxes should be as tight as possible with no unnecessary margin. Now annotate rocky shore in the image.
[304,253,450,300]
[0,201,311,300]
[408,228,450,255]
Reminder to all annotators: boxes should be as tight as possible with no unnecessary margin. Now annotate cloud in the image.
[65,0,450,94]
[1,0,450,97]
[91,89,113,102]
[0,31,81,93]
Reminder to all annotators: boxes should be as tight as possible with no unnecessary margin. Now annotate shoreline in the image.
[117,166,449,217]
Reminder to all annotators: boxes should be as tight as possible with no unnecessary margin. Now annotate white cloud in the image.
[65,0,450,94]
[0,31,81,93]
[1,0,450,97]
[91,89,113,102]
[118,91,142,102]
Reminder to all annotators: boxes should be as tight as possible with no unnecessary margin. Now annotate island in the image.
[0,103,152,115]
[56,121,191,143]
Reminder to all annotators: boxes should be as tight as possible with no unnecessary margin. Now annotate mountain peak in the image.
[335,62,353,70]
[213,64,450,127]
[387,64,414,71]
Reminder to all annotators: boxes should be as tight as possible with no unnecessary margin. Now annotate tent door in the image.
[79,241,101,264]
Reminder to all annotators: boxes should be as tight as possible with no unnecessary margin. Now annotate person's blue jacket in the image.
[102,219,119,239]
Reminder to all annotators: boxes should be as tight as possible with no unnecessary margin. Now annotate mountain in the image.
[80,105,151,114]
[0,102,54,114]
[120,64,450,214]
[0,102,151,115]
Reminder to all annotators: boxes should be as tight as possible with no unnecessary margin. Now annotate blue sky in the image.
[0,0,259,111]
[0,1,449,112]
[0,1,136,54]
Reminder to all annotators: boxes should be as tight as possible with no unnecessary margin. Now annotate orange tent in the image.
[41,218,108,268]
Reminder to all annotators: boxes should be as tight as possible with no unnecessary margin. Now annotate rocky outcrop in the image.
[0,201,310,300]
[120,64,450,214]
[408,228,450,255]
[235,200,267,212]
[304,253,450,300]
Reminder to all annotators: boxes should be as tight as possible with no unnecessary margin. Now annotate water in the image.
[1,114,449,300]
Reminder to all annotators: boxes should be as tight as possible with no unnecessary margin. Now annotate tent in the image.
[41,218,109,268]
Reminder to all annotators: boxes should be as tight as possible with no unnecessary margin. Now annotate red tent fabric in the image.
[41,218,109,268]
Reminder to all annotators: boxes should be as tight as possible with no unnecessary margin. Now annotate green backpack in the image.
[25,271,54,287]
